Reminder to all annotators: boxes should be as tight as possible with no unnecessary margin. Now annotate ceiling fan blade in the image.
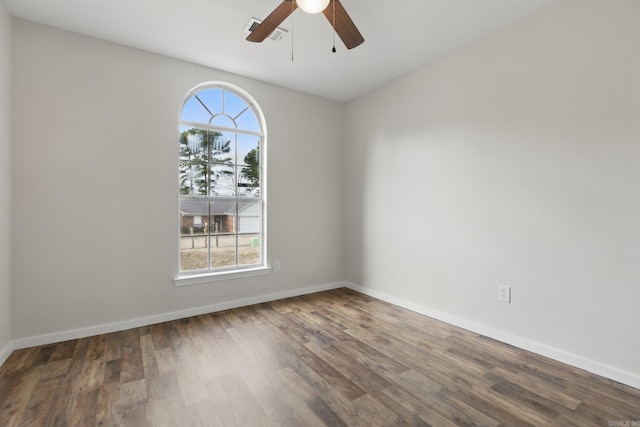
[247,0,297,42]
[323,0,364,49]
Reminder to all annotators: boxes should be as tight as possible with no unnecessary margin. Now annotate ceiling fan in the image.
[246,0,364,50]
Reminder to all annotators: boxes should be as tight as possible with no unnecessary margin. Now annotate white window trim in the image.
[177,81,268,284]
[174,265,272,286]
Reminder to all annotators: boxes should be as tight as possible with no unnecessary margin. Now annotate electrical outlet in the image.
[498,285,511,303]
[273,261,281,272]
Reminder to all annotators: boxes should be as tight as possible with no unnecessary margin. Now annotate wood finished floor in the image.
[1,288,639,426]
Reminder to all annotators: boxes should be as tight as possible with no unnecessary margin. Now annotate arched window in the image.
[177,82,266,280]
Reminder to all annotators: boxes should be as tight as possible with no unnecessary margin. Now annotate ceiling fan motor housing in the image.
[296,0,330,14]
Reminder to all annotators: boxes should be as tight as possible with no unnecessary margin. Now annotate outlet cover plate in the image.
[498,285,511,303]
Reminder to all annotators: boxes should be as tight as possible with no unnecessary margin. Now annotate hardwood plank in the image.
[20,377,59,427]
[453,387,539,427]
[140,333,163,403]
[486,373,562,420]
[95,381,120,427]
[216,373,275,426]
[45,337,90,426]
[28,344,57,368]
[260,301,314,345]
[488,365,581,410]
[120,329,145,384]
[143,398,173,427]
[252,313,367,401]
[154,347,176,374]
[105,331,124,361]
[148,322,172,351]
[441,394,502,427]
[1,288,639,426]
[382,385,443,426]
[307,395,350,427]
[0,348,39,373]
[0,365,45,427]
[349,393,404,426]
[85,333,108,362]
[240,366,326,427]
[48,339,78,362]
[104,358,121,384]
[304,340,394,393]
[66,388,99,427]
[39,358,71,382]
[176,368,210,406]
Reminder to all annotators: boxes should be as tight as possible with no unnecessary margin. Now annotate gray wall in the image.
[11,20,346,340]
[0,0,12,361]
[345,0,640,381]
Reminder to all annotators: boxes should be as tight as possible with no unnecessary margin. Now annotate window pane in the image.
[179,200,210,272]
[180,200,208,234]
[180,161,207,195]
[237,166,260,197]
[210,165,235,196]
[211,235,236,269]
[212,131,235,164]
[179,128,208,158]
[194,89,223,117]
[180,243,209,272]
[210,201,236,233]
[181,96,212,124]
[235,107,260,131]
[238,134,260,166]
[239,234,261,266]
[238,202,261,233]
[211,114,236,129]
[179,124,191,134]
[224,90,249,119]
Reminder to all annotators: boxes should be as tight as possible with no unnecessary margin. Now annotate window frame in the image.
[175,82,268,285]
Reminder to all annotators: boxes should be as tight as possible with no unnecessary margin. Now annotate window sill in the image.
[174,266,272,287]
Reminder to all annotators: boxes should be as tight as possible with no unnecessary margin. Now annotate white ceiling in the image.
[4,0,554,102]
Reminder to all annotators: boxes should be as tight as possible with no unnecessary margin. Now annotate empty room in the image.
[0,0,639,425]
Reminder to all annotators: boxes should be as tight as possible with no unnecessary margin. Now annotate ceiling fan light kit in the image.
[246,0,364,50]
[296,0,330,14]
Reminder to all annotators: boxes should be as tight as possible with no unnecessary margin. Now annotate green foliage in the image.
[241,147,260,189]
[179,128,232,195]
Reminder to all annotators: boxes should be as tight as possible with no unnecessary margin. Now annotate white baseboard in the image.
[0,340,15,367]
[345,282,640,390]
[10,281,346,352]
